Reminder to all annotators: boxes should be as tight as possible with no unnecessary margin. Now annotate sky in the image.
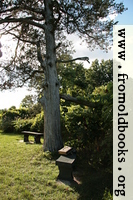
[0,0,133,109]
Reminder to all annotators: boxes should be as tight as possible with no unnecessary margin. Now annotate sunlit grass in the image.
[0,130,113,199]
[0,131,79,200]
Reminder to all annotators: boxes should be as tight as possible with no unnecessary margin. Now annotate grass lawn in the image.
[0,131,112,200]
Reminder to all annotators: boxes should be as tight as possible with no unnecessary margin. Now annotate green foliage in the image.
[20,95,37,109]
[61,80,113,169]
[102,188,113,200]
[18,107,30,119]
[59,60,113,170]
[28,103,42,118]
[58,61,87,97]
[31,111,44,132]
[86,59,113,93]
[1,109,20,132]
[20,95,42,118]
[1,103,42,133]
[1,59,113,171]
[0,0,126,89]
[13,118,34,133]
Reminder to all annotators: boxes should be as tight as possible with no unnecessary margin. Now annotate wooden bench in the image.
[21,131,43,144]
[56,146,76,181]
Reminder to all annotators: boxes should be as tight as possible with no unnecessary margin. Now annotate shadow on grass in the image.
[72,166,112,200]
[47,151,113,199]
[68,152,113,200]
[42,147,113,199]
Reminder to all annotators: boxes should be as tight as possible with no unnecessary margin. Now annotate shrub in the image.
[31,111,44,132]
[18,108,30,119]
[1,109,19,132]
[13,111,44,133]
[61,83,113,169]
[1,106,43,133]
[13,118,34,132]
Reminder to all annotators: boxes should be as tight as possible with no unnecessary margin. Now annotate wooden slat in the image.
[58,146,72,155]
[56,155,75,165]
[22,131,43,136]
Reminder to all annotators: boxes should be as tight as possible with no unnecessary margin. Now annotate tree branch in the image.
[0,17,45,30]
[36,41,46,69]
[60,94,100,108]
[18,69,44,87]
[4,30,37,45]
[57,56,90,63]
[1,23,22,34]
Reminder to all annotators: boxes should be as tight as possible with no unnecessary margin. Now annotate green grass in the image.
[0,131,112,200]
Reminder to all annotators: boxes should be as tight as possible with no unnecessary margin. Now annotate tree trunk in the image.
[42,0,63,152]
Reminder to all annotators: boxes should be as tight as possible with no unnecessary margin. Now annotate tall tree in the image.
[0,0,126,151]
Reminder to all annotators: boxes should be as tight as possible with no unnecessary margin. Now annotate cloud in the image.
[0,88,34,109]
[68,34,113,68]
[100,12,118,22]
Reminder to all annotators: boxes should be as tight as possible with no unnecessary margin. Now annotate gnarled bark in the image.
[42,0,63,152]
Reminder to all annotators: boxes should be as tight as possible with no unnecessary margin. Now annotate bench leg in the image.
[24,134,29,142]
[34,135,41,144]
[57,165,73,181]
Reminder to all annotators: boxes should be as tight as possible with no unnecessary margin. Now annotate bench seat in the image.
[21,131,43,144]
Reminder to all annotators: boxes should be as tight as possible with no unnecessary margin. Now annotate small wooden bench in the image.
[21,131,43,144]
[56,146,76,181]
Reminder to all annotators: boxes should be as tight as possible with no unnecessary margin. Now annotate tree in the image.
[0,0,126,152]
[20,94,42,117]
[86,59,113,93]
[20,95,37,109]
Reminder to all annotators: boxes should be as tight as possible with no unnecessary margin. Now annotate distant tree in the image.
[0,1,126,152]
[9,106,16,110]
[86,59,113,93]
[20,95,36,109]
[20,94,42,117]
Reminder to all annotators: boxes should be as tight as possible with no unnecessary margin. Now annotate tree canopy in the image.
[0,0,125,90]
[0,0,126,152]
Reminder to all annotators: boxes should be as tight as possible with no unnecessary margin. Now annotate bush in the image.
[18,108,30,119]
[1,106,43,133]
[31,111,44,132]
[13,111,44,133]
[13,118,34,132]
[1,109,20,132]
[61,83,113,169]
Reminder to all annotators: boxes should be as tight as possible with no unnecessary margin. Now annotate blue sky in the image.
[0,0,133,109]
[116,0,133,25]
